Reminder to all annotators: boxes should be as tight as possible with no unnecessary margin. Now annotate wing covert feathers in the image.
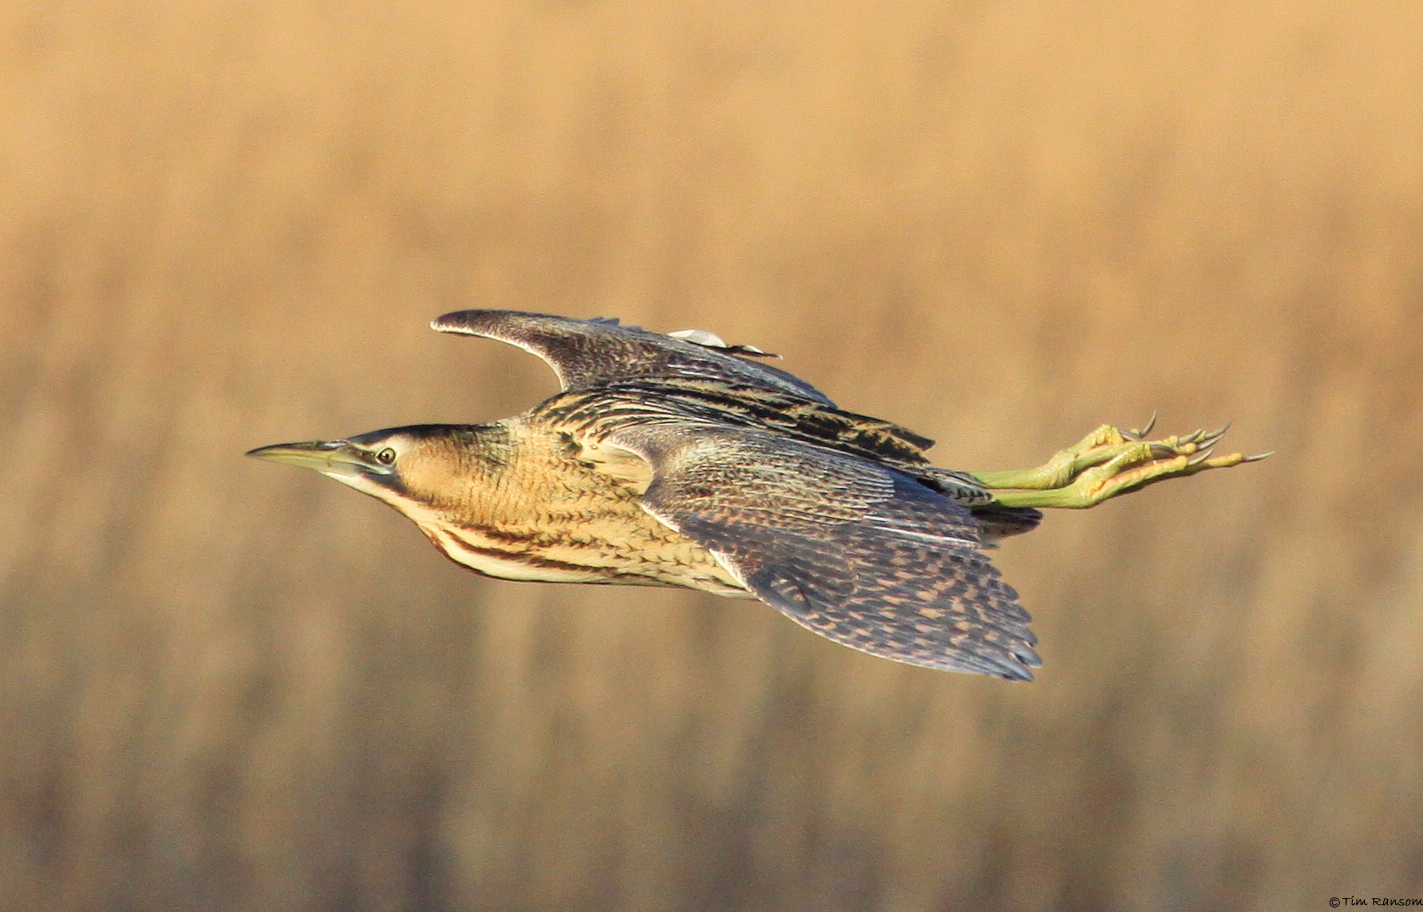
[611,425,1041,679]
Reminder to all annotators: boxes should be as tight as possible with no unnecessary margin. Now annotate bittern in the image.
[249,311,1267,680]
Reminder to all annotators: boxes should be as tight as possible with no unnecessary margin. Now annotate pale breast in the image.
[413,422,747,596]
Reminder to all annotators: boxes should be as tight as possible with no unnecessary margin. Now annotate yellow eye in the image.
[376,447,397,466]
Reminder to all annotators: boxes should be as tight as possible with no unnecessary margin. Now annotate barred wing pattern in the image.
[606,424,1041,679]
[433,310,833,404]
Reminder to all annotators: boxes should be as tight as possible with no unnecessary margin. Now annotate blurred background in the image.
[2,1,1421,909]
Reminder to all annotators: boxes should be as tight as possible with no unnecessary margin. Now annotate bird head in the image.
[246,424,512,514]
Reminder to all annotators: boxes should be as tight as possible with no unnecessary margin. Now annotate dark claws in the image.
[1186,447,1216,467]
[1126,412,1158,440]
[1198,423,1231,450]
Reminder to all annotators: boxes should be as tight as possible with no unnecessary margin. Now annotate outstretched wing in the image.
[601,423,1041,679]
[432,310,834,404]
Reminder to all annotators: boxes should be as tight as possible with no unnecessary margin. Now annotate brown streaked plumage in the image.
[248,311,1268,679]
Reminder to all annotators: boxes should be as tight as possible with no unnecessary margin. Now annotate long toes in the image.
[1198,452,1258,470]
[1134,422,1238,460]
[1092,454,1190,497]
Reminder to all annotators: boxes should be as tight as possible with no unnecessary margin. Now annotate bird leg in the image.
[970,418,1270,509]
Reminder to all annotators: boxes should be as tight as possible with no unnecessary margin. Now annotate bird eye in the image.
[376,447,397,466]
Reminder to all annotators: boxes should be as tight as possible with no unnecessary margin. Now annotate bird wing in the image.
[600,423,1041,679]
[431,310,834,404]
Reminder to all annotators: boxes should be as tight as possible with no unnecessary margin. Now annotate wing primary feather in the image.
[431,310,834,402]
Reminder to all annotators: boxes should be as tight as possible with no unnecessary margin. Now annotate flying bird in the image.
[248,311,1267,680]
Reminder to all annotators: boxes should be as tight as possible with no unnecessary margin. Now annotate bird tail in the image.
[970,504,1043,544]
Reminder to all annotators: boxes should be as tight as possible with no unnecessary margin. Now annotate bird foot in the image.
[972,416,1271,509]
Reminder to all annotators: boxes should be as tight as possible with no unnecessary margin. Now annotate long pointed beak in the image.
[245,440,389,479]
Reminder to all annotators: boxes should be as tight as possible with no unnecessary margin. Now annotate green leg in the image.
[970,418,1270,510]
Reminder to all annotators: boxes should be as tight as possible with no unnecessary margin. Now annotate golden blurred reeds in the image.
[2,1,1422,909]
